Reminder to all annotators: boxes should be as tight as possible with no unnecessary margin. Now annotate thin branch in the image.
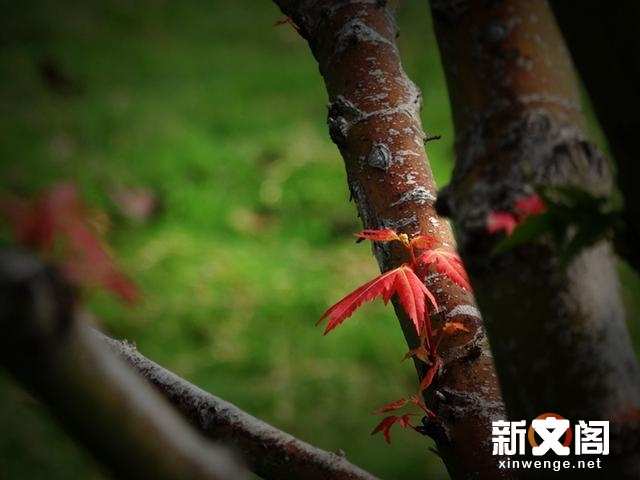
[0,250,248,480]
[0,249,379,480]
[272,1,507,478]
[95,329,380,480]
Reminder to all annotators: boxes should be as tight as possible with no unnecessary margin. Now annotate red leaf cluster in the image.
[0,182,139,303]
[318,228,469,337]
[371,393,435,443]
[371,414,416,444]
[317,265,436,335]
[318,228,474,443]
[487,194,546,235]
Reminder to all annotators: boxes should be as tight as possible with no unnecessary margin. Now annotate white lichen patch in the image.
[447,304,482,320]
[334,18,397,57]
[390,186,436,207]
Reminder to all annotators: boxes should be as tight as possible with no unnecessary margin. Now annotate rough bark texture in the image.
[0,250,247,480]
[96,329,379,480]
[550,0,640,274]
[273,2,508,478]
[430,0,640,477]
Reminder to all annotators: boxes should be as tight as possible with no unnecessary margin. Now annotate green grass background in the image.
[0,1,638,479]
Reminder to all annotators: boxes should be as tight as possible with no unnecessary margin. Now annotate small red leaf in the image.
[318,267,400,334]
[394,266,437,335]
[397,414,414,428]
[487,195,545,237]
[319,264,437,336]
[355,228,400,243]
[373,398,407,414]
[410,234,437,251]
[419,356,442,392]
[487,211,518,235]
[0,183,140,304]
[409,394,435,417]
[515,194,546,217]
[371,414,415,444]
[417,248,471,291]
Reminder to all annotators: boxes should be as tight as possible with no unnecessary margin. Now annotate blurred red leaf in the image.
[487,194,546,236]
[0,182,139,304]
[109,187,159,223]
[487,211,518,235]
[515,194,546,217]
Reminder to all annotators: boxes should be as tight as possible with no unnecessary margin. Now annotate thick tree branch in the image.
[550,0,640,274]
[95,329,380,480]
[0,250,248,480]
[272,1,507,478]
[0,249,378,480]
[430,0,640,476]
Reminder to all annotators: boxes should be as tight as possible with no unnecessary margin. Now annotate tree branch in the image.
[272,1,507,478]
[550,0,640,274]
[0,249,379,480]
[430,0,640,475]
[0,250,248,480]
[95,329,380,480]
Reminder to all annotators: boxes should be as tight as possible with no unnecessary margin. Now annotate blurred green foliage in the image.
[0,1,637,479]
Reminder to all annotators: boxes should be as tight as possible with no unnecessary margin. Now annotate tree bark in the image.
[0,250,248,480]
[272,2,508,478]
[96,328,380,480]
[550,0,640,274]
[430,0,640,476]
[0,249,380,480]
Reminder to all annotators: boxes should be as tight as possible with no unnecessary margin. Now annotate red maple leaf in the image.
[319,228,473,439]
[0,182,139,303]
[417,248,471,291]
[371,414,416,444]
[319,228,474,337]
[318,264,436,335]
